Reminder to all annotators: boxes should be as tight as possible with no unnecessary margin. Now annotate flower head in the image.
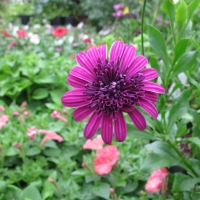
[61,41,165,144]
[112,11,124,18]
[16,30,27,38]
[27,126,37,140]
[113,4,125,10]
[1,30,11,37]
[52,27,68,37]
[145,168,168,193]
[0,115,9,129]
[93,145,119,175]
[83,135,104,150]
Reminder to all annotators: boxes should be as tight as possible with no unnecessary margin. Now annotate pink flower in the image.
[112,11,124,18]
[93,145,119,175]
[27,126,37,140]
[16,30,28,38]
[83,135,104,150]
[50,110,68,123]
[61,40,165,144]
[0,106,5,111]
[145,168,168,193]
[83,38,91,43]
[13,142,21,149]
[39,129,63,147]
[0,115,9,129]
[113,4,125,10]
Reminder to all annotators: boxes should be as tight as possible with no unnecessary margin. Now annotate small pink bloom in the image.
[83,38,91,43]
[113,4,125,10]
[112,11,124,18]
[13,142,21,149]
[83,135,104,150]
[51,110,61,119]
[27,126,37,140]
[109,188,115,193]
[39,129,63,147]
[145,168,168,193]
[16,30,28,38]
[82,162,87,167]
[48,177,54,183]
[56,47,63,52]
[20,101,27,107]
[13,111,19,116]
[93,145,119,175]
[0,106,5,111]
[0,115,9,129]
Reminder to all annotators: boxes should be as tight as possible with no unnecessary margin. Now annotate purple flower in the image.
[56,47,63,52]
[112,11,124,18]
[113,3,125,10]
[61,41,165,144]
[135,29,141,35]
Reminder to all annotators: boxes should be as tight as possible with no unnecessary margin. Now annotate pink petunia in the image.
[39,129,63,147]
[93,145,119,175]
[0,115,9,129]
[145,168,168,193]
[16,30,27,38]
[83,135,104,150]
[61,41,165,144]
[27,126,37,140]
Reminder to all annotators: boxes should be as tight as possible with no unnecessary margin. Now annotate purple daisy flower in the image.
[61,41,165,144]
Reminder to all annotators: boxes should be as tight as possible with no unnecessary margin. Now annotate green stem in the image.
[167,140,199,177]
[141,0,147,56]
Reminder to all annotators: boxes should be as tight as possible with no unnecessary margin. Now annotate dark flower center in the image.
[84,58,145,117]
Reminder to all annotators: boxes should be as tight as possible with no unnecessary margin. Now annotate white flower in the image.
[68,36,74,44]
[12,26,19,36]
[66,24,72,30]
[30,34,40,44]
[45,24,52,29]
[54,39,64,46]
[77,22,84,29]
[33,24,41,30]
[23,25,29,30]
[171,0,179,4]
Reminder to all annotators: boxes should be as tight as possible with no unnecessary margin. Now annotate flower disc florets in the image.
[61,41,165,144]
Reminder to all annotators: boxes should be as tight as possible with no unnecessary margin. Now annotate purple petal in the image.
[109,40,126,61]
[61,89,88,108]
[144,91,158,102]
[141,68,158,81]
[120,44,136,73]
[101,114,113,144]
[70,66,94,82]
[128,109,146,131]
[98,44,107,61]
[68,74,87,88]
[143,82,165,94]
[138,98,158,118]
[114,112,126,142]
[121,106,135,113]
[76,52,95,76]
[87,47,99,67]
[128,55,148,75]
[73,105,94,121]
[84,112,102,139]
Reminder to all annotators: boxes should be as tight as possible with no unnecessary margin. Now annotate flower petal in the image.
[138,98,158,118]
[84,112,102,139]
[94,163,112,175]
[61,89,88,108]
[67,74,87,88]
[128,55,148,75]
[73,105,94,121]
[109,40,126,61]
[128,109,146,131]
[141,68,158,81]
[76,52,95,76]
[98,44,107,61]
[101,115,113,144]
[87,47,99,67]
[143,82,165,94]
[144,91,158,102]
[114,112,127,142]
[70,66,94,82]
[120,44,136,73]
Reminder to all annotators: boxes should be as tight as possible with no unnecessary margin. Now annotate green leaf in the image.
[93,182,110,199]
[172,50,197,77]
[26,147,41,156]
[0,181,6,192]
[32,88,48,100]
[181,137,200,148]
[148,25,169,68]
[141,141,180,172]
[173,38,190,65]
[42,171,57,200]
[149,56,160,74]
[20,185,42,200]
[162,0,175,30]
[4,185,21,200]
[176,0,187,36]
[187,0,200,21]
[172,173,200,192]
